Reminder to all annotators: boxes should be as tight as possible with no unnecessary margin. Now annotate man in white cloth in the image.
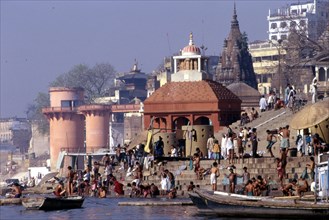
[259,95,267,112]
[207,135,215,159]
[221,134,227,160]
[210,162,219,191]
[310,76,318,103]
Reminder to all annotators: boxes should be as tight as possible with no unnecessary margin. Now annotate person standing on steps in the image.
[207,134,214,159]
[280,125,290,153]
[154,136,164,158]
[226,133,234,164]
[212,139,221,164]
[310,76,318,104]
[266,130,277,157]
[259,95,267,112]
[284,83,291,106]
[210,162,220,191]
[306,156,315,181]
[250,128,258,158]
[66,166,75,196]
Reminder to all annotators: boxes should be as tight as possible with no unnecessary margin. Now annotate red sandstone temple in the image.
[143,33,241,133]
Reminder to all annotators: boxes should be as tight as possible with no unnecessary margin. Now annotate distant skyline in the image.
[1,0,295,118]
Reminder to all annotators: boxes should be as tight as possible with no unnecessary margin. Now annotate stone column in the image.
[325,67,328,97]
[315,66,319,80]
[198,58,201,72]
[174,59,177,73]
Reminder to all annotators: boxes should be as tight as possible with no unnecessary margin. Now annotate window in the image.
[291,9,297,15]
[61,100,71,107]
[281,35,287,40]
[319,68,325,81]
[262,56,272,61]
[255,57,262,62]
[271,35,277,40]
[280,22,287,28]
[271,23,277,29]
[301,9,307,13]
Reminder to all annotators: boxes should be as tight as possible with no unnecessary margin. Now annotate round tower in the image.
[43,87,85,171]
[78,104,111,153]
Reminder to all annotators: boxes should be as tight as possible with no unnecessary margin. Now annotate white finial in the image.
[189,32,194,45]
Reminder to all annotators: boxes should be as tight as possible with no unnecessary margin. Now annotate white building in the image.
[267,0,329,42]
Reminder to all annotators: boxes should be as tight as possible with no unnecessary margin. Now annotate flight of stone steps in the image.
[118,155,313,197]
[215,106,302,158]
[116,104,317,197]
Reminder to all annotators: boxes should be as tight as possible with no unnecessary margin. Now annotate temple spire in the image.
[231,2,239,27]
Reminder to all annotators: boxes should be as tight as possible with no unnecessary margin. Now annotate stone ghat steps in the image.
[118,156,313,197]
[215,106,303,159]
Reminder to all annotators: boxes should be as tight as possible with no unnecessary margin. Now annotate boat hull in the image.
[189,190,329,218]
[23,196,84,211]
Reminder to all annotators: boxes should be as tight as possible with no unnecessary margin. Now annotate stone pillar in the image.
[174,58,177,73]
[198,58,201,72]
[325,67,328,97]
[166,115,173,132]
[315,66,319,80]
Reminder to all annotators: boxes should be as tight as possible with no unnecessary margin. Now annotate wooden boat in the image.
[189,189,329,218]
[22,196,84,210]
[0,197,44,206]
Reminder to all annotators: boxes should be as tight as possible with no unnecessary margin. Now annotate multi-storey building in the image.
[250,0,329,95]
[268,0,329,42]
[249,40,287,95]
[0,118,31,153]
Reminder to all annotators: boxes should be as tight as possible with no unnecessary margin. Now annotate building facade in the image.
[144,33,241,135]
[267,0,329,42]
[249,40,287,95]
[0,118,31,153]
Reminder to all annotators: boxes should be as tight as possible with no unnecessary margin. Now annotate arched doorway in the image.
[319,67,325,81]
[173,117,190,130]
[153,117,167,129]
[194,116,211,125]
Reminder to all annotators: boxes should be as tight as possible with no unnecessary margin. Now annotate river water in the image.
[0,197,207,220]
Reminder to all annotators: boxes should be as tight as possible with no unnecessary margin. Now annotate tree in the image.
[27,62,117,134]
[268,1,329,94]
[26,92,50,135]
[50,63,116,102]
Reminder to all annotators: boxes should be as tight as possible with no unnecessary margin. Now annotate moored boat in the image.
[189,189,329,218]
[22,196,84,210]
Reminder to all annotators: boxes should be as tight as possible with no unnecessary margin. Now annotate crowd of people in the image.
[48,114,327,200]
[240,83,309,128]
[191,124,327,198]
[50,142,180,199]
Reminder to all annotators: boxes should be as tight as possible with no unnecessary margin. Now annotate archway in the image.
[194,116,210,125]
[153,117,167,129]
[319,67,325,81]
[173,117,190,130]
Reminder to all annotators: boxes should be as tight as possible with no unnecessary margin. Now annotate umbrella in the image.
[290,98,329,130]
[37,172,59,187]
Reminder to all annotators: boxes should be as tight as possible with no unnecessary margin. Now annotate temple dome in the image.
[181,32,201,56]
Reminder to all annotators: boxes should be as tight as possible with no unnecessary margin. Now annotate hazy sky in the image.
[1,0,294,118]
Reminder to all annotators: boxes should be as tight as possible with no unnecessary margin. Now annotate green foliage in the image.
[50,63,116,102]
[26,92,50,135]
[27,63,117,134]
